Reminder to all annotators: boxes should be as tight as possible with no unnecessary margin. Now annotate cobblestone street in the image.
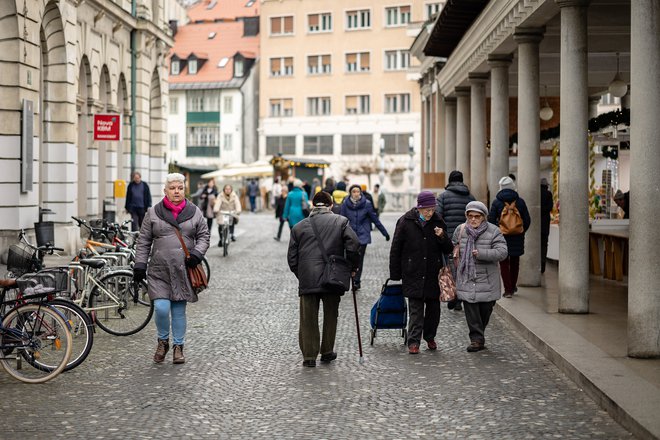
[0,213,631,439]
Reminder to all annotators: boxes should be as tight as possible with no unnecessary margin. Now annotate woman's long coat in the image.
[340,196,388,245]
[283,187,309,227]
[452,222,508,303]
[389,209,453,299]
[134,200,210,303]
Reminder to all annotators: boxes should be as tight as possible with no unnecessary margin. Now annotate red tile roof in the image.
[169,21,259,84]
[187,0,258,23]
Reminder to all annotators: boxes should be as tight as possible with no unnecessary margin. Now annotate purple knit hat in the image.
[416,191,436,209]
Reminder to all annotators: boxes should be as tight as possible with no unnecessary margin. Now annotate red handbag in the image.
[173,227,208,293]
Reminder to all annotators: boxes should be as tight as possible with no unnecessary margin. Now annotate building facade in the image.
[259,0,443,195]
[167,0,260,181]
[0,0,179,253]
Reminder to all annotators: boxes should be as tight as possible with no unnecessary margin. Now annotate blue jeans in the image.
[154,299,187,345]
[249,195,256,212]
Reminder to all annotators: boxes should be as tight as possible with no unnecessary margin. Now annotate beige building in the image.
[0,0,181,254]
[259,0,443,198]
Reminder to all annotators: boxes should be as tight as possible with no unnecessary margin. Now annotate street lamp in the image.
[408,135,415,187]
[378,138,385,185]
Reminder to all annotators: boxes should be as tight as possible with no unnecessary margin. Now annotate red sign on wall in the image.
[93,114,122,141]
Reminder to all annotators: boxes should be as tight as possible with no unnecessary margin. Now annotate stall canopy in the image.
[202,161,273,179]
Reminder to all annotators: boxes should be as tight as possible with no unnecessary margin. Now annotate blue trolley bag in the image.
[369,279,407,345]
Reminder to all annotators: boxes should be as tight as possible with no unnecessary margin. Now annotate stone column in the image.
[469,73,488,203]
[444,97,457,177]
[436,87,446,175]
[628,0,660,358]
[488,55,512,204]
[455,87,471,184]
[556,0,590,313]
[515,28,544,287]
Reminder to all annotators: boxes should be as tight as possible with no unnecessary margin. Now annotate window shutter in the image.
[360,52,370,69]
[271,58,281,72]
[308,14,319,27]
[284,16,293,33]
[271,17,281,34]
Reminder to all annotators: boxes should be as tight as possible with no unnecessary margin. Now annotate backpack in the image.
[499,200,524,235]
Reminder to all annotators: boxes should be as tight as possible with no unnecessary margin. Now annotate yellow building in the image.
[259,0,444,193]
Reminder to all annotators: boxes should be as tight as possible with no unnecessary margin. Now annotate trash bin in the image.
[103,199,116,223]
[34,207,55,247]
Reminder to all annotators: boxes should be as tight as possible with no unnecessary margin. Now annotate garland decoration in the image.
[551,141,559,223]
[588,135,597,219]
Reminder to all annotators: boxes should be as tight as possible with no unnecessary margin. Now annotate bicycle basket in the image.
[16,267,69,295]
[7,242,36,276]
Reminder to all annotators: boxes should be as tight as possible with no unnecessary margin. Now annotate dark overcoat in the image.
[389,209,453,299]
[287,208,360,296]
[134,199,210,303]
[488,189,531,257]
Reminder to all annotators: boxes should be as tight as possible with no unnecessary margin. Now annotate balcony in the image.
[186,111,220,125]
[187,146,220,157]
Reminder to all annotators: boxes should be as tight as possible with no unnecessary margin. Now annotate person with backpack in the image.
[331,181,348,214]
[436,170,476,312]
[488,176,531,298]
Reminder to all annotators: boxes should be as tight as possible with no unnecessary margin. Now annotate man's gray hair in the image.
[165,173,186,186]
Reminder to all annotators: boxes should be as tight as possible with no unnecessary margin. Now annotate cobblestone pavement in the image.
[0,213,632,439]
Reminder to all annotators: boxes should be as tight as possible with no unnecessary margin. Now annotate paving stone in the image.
[0,213,632,439]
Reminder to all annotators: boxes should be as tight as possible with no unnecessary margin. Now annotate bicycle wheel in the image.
[48,299,94,371]
[202,256,211,281]
[88,271,153,336]
[1,303,72,383]
[222,225,229,257]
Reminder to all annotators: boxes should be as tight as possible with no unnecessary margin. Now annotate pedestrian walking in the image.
[191,181,205,208]
[247,179,259,212]
[322,177,336,195]
[488,176,531,297]
[133,173,210,364]
[287,191,360,367]
[389,191,453,354]
[540,177,553,273]
[271,177,282,209]
[283,179,310,229]
[331,181,348,214]
[199,178,218,231]
[372,184,387,217]
[273,186,289,241]
[125,171,152,231]
[340,184,389,291]
[435,170,476,311]
[213,184,242,246]
[453,201,508,352]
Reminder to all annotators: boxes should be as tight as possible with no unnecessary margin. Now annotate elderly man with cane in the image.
[287,191,360,368]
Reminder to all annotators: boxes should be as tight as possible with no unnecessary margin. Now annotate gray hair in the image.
[164,173,186,187]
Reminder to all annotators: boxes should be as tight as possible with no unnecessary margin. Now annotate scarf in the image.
[458,221,488,282]
[163,197,186,220]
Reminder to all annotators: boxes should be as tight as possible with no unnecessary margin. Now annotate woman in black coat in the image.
[389,191,453,354]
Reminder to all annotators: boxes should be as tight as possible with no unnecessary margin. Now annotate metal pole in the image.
[352,279,364,364]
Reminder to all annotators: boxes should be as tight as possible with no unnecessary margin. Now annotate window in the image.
[208,32,216,39]
[346,9,371,30]
[385,5,411,27]
[243,16,259,36]
[384,50,410,71]
[308,13,332,33]
[223,97,233,114]
[270,57,294,77]
[187,126,220,147]
[425,2,444,20]
[169,98,178,115]
[266,136,296,155]
[341,134,372,155]
[345,52,370,73]
[218,57,229,68]
[171,60,180,75]
[345,95,370,115]
[169,133,178,150]
[385,93,411,113]
[234,60,244,77]
[307,54,331,75]
[307,97,331,116]
[187,91,219,112]
[303,135,333,154]
[223,133,233,151]
[188,59,198,75]
[269,98,293,117]
[382,133,412,154]
[270,16,294,36]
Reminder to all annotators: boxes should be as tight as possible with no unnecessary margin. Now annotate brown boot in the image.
[154,339,169,363]
[173,344,185,364]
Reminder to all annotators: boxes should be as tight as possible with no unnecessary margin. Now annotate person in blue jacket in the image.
[340,184,389,290]
[283,179,309,229]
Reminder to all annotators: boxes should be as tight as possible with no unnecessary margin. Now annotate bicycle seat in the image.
[79,259,106,269]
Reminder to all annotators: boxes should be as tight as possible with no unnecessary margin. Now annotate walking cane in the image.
[351,277,364,364]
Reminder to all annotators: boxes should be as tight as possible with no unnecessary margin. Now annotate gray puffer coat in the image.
[134,199,210,303]
[452,222,508,303]
[287,208,360,296]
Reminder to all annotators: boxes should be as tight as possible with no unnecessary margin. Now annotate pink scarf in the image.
[163,197,186,219]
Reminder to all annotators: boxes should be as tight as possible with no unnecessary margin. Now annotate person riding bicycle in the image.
[213,184,242,246]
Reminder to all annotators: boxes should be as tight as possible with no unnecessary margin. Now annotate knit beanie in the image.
[448,170,464,183]
[465,201,489,217]
[336,181,347,191]
[416,191,436,209]
[499,176,515,191]
[312,191,333,207]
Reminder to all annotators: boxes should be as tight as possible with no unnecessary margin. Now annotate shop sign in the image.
[94,114,122,141]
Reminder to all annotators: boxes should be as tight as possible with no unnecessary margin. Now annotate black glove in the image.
[385,234,391,241]
[185,254,201,268]
[133,268,146,284]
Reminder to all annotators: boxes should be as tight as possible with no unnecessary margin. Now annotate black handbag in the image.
[309,216,352,292]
